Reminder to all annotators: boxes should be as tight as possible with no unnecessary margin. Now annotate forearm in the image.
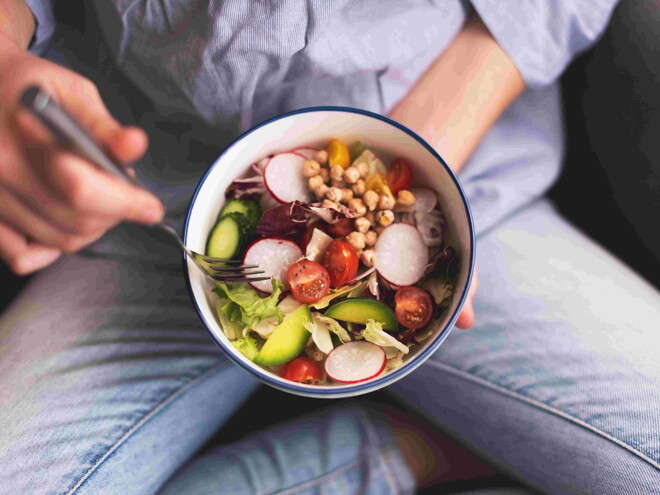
[0,0,35,51]
[389,12,525,174]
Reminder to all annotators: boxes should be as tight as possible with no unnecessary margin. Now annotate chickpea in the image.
[326,187,344,203]
[314,184,329,199]
[397,189,416,206]
[356,162,370,179]
[377,195,395,210]
[347,198,367,217]
[308,175,324,190]
[351,179,366,196]
[360,249,376,268]
[376,209,394,226]
[343,166,360,184]
[319,167,330,182]
[341,188,354,203]
[322,199,339,210]
[354,216,371,234]
[365,230,378,247]
[363,190,379,211]
[331,178,346,189]
[302,159,321,177]
[365,210,376,224]
[316,149,329,165]
[346,231,366,251]
[330,164,344,181]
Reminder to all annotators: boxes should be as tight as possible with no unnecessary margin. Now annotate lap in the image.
[0,229,259,495]
[391,199,660,494]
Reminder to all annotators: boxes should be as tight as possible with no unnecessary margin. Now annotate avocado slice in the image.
[254,305,312,366]
[325,298,399,331]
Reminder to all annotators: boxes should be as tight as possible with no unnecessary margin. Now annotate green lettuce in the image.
[213,279,285,329]
[360,319,409,355]
[231,335,259,361]
[215,298,244,340]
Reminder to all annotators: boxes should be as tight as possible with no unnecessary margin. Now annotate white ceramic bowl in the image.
[183,107,475,398]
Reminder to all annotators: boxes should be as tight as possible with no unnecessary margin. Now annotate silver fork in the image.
[20,85,269,284]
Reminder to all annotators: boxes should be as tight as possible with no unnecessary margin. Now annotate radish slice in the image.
[264,153,312,203]
[394,187,438,213]
[243,238,303,292]
[291,147,319,160]
[324,341,386,383]
[374,223,428,286]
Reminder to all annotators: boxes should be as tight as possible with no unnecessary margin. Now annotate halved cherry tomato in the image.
[327,138,350,169]
[387,157,413,195]
[287,259,331,303]
[325,218,354,237]
[394,287,433,329]
[281,357,323,383]
[366,173,393,198]
[322,239,359,288]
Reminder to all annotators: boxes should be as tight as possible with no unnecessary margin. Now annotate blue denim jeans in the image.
[1,199,658,494]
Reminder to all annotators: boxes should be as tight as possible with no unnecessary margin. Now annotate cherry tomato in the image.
[281,357,323,383]
[325,218,354,237]
[366,173,393,198]
[287,259,331,303]
[326,138,350,169]
[323,239,359,288]
[387,157,413,195]
[394,287,433,329]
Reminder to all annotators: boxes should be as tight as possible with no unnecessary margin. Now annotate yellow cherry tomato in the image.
[326,138,350,169]
[366,173,394,198]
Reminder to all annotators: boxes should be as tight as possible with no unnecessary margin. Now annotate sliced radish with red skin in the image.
[291,147,319,160]
[243,238,303,292]
[324,341,386,383]
[263,153,311,204]
[374,223,428,286]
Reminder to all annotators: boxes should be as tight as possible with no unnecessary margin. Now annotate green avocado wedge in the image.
[325,298,399,332]
[254,304,312,367]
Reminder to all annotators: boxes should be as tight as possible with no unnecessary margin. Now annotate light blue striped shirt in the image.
[26,0,620,236]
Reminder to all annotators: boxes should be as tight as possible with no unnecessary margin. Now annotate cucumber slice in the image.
[206,212,248,259]
[219,199,262,230]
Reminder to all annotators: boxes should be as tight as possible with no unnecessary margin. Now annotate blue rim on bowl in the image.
[183,106,475,398]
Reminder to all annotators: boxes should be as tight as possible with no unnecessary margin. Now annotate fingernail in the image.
[23,250,61,274]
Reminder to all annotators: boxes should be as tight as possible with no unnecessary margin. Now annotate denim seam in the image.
[422,359,660,471]
[268,458,361,495]
[65,360,231,495]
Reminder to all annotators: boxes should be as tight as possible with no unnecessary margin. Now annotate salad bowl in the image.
[183,107,475,398]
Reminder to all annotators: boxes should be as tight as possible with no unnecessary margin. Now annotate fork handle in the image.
[20,85,143,189]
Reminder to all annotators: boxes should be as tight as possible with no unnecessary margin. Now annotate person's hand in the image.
[0,47,164,275]
[455,267,478,329]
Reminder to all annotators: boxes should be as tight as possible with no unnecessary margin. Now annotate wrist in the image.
[0,1,36,51]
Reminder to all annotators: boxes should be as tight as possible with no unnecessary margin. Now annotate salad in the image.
[206,138,459,385]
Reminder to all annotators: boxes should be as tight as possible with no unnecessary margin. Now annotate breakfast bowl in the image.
[183,107,475,398]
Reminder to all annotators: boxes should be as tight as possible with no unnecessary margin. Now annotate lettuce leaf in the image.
[215,298,244,340]
[246,316,279,339]
[213,280,284,328]
[360,319,409,355]
[314,314,352,343]
[232,336,259,361]
[304,319,334,354]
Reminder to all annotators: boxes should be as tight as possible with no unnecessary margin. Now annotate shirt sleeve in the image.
[24,0,56,55]
[470,0,621,88]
